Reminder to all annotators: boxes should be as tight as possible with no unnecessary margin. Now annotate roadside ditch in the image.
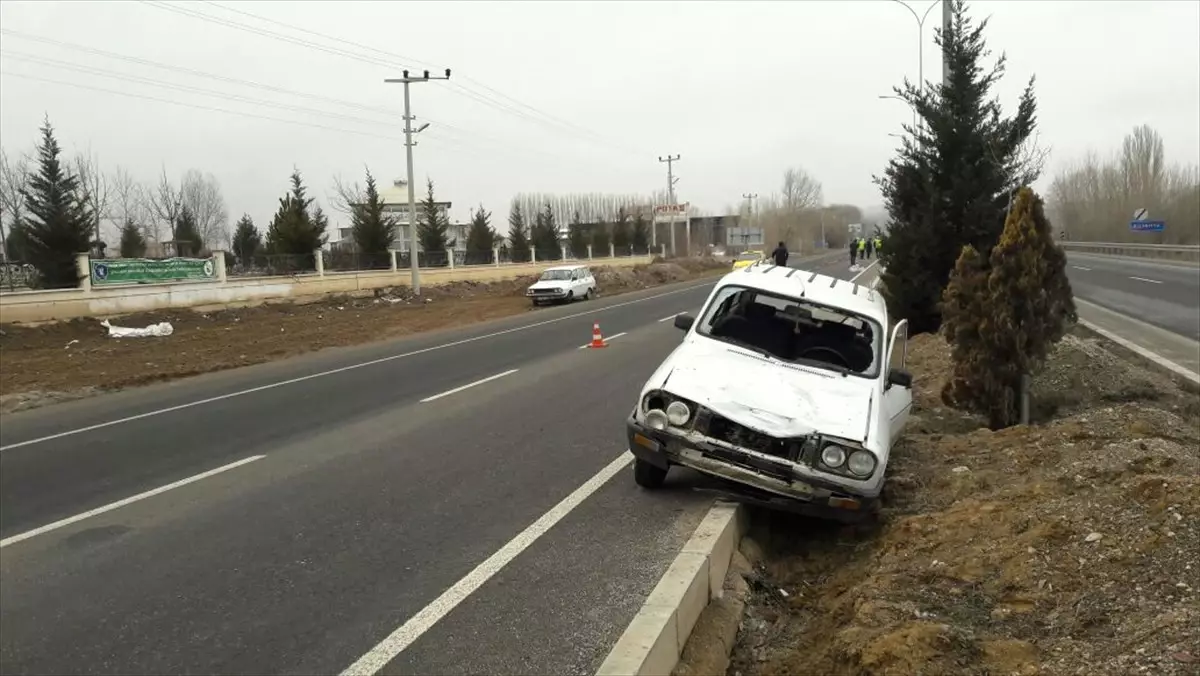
[677,324,1199,676]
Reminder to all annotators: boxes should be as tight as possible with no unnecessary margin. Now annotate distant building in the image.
[333,178,468,253]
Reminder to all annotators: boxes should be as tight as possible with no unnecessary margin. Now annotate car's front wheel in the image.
[582,288,592,301]
[633,458,668,489]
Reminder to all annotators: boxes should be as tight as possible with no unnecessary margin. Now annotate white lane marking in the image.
[339,451,634,676]
[0,455,266,549]
[1076,317,1199,385]
[578,331,628,349]
[1,282,717,453]
[419,369,519,403]
[1129,276,1162,284]
[1072,265,1092,271]
[657,314,677,323]
[849,260,879,283]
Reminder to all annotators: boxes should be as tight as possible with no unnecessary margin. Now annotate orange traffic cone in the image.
[589,321,607,348]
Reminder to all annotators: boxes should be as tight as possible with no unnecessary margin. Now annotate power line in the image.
[0,49,400,129]
[0,64,622,172]
[197,0,634,149]
[136,0,648,156]
[0,69,407,141]
[0,27,402,119]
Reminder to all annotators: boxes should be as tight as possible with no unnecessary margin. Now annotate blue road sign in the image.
[1130,220,1165,232]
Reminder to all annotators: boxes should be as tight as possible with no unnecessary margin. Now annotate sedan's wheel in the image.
[565,291,574,303]
[633,458,668,489]
[582,288,592,301]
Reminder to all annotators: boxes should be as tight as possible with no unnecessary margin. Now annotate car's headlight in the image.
[820,444,847,468]
[847,450,877,477]
[666,401,691,426]
[645,409,669,430]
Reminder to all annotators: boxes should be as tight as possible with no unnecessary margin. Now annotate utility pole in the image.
[658,154,680,255]
[741,193,758,250]
[385,68,451,295]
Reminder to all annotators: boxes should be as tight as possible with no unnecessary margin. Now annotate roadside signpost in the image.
[1130,208,1165,233]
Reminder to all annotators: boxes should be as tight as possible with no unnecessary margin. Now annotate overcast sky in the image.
[1,0,1197,236]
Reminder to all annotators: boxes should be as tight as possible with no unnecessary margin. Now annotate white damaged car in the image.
[525,264,597,306]
[625,263,913,523]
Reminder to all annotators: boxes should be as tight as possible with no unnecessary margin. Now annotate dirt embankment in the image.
[0,259,728,412]
[729,327,1200,676]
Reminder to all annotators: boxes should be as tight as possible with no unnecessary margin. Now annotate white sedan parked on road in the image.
[525,264,597,306]
[624,263,913,523]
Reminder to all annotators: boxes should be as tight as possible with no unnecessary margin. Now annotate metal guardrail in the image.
[1059,241,1200,262]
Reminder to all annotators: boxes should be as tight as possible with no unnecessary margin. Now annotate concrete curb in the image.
[596,501,747,676]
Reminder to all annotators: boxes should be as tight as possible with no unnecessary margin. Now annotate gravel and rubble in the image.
[728,326,1200,676]
[0,259,728,412]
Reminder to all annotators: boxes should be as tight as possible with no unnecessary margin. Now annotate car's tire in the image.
[633,458,668,489]
[582,288,591,301]
[531,298,540,307]
[565,291,574,303]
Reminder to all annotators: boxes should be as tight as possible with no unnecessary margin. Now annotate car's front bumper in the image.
[526,288,568,299]
[626,415,875,523]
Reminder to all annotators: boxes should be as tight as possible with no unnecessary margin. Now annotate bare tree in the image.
[149,165,183,245]
[180,169,229,251]
[329,171,367,215]
[781,167,823,212]
[1049,125,1198,245]
[110,166,149,234]
[74,148,112,253]
[0,148,31,260]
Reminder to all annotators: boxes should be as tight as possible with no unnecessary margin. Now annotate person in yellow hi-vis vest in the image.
[857,238,866,261]
[874,236,883,256]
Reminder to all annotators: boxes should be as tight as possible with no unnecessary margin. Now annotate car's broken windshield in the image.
[539,269,573,281]
[696,285,883,377]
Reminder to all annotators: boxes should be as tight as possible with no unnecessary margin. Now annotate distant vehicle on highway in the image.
[730,251,764,271]
[525,264,597,306]
[624,264,914,523]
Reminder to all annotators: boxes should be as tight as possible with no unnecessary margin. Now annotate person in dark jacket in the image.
[849,237,858,266]
[771,241,789,267]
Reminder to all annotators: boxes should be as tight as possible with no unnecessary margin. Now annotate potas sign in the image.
[653,203,688,223]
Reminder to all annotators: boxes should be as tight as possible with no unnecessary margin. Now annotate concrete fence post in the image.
[314,249,324,277]
[660,243,666,258]
[560,245,567,260]
[493,247,500,267]
[532,249,537,264]
[609,243,615,259]
[211,250,228,282]
[389,249,398,272]
[446,248,455,270]
[587,244,593,260]
[76,253,92,292]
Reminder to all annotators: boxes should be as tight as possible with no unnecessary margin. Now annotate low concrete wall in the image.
[0,255,654,325]
[1060,241,1200,263]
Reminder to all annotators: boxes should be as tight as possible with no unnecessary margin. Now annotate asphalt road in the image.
[1066,252,1200,341]
[0,251,868,676]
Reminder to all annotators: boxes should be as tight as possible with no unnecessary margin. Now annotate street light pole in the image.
[385,68,450,295]
[887,0,940,131]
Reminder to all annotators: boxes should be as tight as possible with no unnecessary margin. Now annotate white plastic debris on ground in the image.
[101,319,174,338]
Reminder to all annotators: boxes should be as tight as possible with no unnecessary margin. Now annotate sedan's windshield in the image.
[696,285,882,378]
[539,269,574,281]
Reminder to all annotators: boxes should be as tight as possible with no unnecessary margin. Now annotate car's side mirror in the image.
[887,367,913,389]
[674,313,695,332]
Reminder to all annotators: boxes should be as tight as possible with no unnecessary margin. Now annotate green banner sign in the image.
[90,257,216,285]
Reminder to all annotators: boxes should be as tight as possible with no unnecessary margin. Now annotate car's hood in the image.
[648,339,875,442]
[529,279,568,290]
